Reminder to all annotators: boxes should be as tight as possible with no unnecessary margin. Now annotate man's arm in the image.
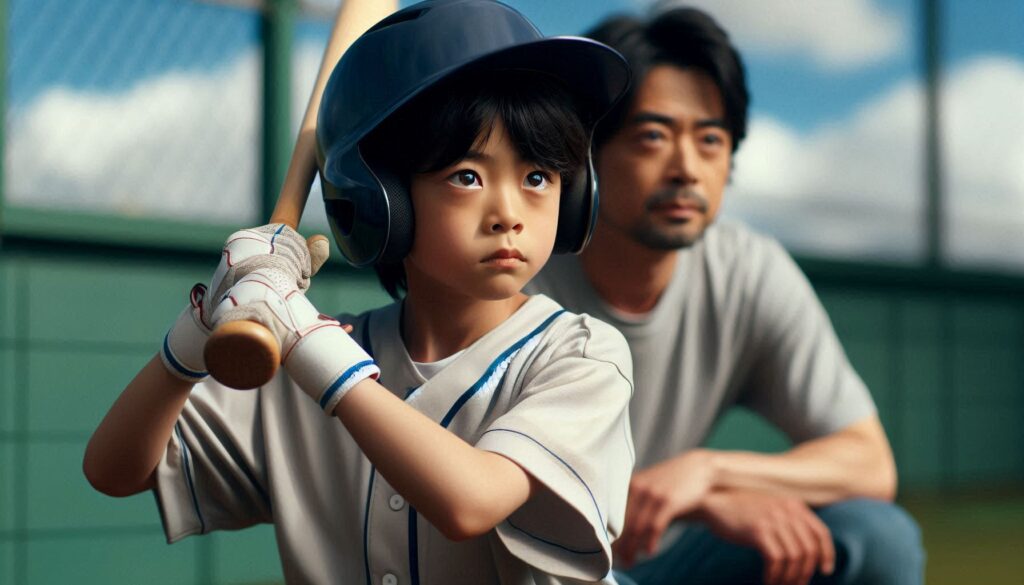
[614,415,894,583]
[708,415,896,505]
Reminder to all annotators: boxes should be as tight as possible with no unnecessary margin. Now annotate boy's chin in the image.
[469,278,530,302]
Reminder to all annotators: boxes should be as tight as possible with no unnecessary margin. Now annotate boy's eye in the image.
[447,170,482,188]
[524,171,551,189]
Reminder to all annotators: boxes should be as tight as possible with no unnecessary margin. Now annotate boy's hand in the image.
[211,269,379,411]
[158,224,330,385]
[160,283,213,383]
[206,224,329,320]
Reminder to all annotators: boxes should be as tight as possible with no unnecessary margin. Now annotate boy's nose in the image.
[488,190,524,234]
[490,220,524,234]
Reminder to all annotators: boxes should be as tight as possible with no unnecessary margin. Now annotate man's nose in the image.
[667,137,699,185]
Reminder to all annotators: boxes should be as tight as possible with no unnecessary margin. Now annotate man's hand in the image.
[613,449,716,566]
[698,489,835,585]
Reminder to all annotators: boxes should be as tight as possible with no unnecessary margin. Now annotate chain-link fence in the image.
[6,0,264,224]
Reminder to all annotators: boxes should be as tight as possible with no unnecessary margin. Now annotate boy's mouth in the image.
[482,248,526,266]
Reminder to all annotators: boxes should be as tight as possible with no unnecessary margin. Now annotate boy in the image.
[84,1,635,583]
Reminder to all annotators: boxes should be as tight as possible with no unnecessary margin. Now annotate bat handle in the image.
[205,319,282,390]
[204,208,298,389]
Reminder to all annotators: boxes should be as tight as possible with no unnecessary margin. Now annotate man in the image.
[527,7,925,585]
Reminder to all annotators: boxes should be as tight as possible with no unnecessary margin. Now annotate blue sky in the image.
[6,0,1023,268]
[10,0,1023,122]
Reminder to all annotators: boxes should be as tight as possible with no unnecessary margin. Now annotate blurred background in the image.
[0,0,1020,583]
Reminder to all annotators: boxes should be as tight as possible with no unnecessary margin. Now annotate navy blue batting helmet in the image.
[316,0,630,267]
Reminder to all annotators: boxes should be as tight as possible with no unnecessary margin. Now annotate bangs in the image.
[362,69,589,179]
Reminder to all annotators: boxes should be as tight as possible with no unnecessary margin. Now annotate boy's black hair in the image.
[585,7,749,152]
[360,68,590,299]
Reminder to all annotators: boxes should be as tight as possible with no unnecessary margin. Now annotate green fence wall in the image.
[1,242,1022,583]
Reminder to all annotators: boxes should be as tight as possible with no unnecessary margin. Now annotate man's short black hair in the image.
[585,7,749,153]
[360,69,589,299]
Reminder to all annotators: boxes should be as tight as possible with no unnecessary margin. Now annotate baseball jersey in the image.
[526,221,876,470]
[154,294,635,584]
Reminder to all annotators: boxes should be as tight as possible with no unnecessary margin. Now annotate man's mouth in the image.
[646,190,709,219]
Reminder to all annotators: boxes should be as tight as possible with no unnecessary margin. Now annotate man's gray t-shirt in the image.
[526,221,876,469]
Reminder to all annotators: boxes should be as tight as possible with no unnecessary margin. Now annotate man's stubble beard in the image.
[627,187,713,250]
[628,220,705,250]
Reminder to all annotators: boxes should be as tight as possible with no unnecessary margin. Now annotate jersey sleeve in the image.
[153,377,272,543]
[475,316,634,581]
[738,236,877,442]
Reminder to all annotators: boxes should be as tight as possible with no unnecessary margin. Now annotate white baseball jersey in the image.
[154,294,635,584]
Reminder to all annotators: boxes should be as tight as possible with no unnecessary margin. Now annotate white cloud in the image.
[654,0,906,70]
[6,53,262,224]
[942,57,1024,268]
[726,55,1024,269]
[6,41,1022,270]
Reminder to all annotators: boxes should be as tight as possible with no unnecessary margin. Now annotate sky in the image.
[5,0,1023,270]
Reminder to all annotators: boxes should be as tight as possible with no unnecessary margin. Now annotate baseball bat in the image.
[204,0,397,390]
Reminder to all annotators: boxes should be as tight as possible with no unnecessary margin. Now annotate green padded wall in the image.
[0,250,390,584]
[1,248,1022,584]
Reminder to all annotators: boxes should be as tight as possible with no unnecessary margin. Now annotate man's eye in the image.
[641,130,666,142]
[700,131,730,149]
[447,170,481,188]
[524,171,551,189]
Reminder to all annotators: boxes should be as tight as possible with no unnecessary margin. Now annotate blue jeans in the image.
[617,499,924,585]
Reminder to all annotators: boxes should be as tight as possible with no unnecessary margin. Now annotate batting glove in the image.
[159,224,329,385]
[211,269,379,414]
[160,283,213,383]
[207,224,329,315]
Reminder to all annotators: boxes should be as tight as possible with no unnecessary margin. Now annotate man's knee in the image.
[818,499,925,585]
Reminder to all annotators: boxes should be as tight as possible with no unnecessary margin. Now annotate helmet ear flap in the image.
[553,158,598,254]
[374,166,416,264]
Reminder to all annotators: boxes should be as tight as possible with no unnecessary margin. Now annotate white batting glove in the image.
[158,224,329,385]
[206,224,329,318]
[160,283,212,383]
[211,269,379,414]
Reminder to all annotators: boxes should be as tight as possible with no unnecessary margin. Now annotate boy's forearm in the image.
[334,378,533,540]
[705,416,897,506]
[83,354,194,497]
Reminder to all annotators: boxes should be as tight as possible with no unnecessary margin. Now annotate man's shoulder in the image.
[701,219,788,263]
[694,220,797,285]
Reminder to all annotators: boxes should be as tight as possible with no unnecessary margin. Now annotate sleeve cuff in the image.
[477,428,611,581]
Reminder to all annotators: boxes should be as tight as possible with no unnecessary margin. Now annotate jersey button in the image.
[382,573,398,585]
[388,494,406,511]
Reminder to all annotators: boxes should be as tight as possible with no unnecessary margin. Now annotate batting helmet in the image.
[316,0,630,267]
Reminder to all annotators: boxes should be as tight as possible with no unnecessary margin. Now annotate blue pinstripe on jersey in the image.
[174,422,207,534]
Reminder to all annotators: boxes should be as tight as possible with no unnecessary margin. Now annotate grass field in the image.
[901,489,1024,585]
[245,490,1024,584]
